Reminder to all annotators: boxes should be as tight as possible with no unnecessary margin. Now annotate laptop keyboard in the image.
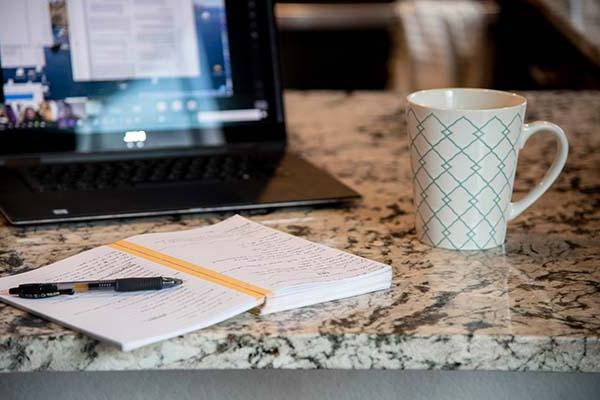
[18,154,278,193]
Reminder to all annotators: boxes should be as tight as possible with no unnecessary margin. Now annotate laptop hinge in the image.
[3,157,41,168]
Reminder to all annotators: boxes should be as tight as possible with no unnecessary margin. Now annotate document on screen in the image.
[67,0,202,81]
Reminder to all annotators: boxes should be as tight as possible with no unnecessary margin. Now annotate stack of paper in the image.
[0,215,392,351]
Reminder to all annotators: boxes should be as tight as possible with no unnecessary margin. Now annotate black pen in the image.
[8,277,183,299]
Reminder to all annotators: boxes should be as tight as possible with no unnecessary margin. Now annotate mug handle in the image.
[508,121,569,221]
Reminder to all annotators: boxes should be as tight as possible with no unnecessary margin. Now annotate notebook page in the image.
[0,246,260,351]
[126,215,392,293]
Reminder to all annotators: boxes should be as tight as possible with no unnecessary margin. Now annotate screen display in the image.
[0,0,273,136]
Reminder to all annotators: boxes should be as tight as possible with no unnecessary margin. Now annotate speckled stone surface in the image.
[0,91,599,372]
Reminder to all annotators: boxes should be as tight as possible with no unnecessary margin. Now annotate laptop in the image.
[0,0,359,225]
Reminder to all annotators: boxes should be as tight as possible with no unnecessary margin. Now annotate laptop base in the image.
[0,153,360,225]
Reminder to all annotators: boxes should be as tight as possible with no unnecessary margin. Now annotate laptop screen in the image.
[0,0,280,142]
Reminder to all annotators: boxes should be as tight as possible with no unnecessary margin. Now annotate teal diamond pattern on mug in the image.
[407,110,523,250]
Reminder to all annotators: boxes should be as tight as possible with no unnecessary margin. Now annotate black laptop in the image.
[0,0,359,225]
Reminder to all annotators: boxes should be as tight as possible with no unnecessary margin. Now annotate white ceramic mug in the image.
[406,88,568,250]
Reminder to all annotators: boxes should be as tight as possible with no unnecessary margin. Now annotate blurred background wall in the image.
[275,0,600,91]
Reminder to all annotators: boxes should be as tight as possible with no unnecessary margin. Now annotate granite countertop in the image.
[1,91,599,372]
[526,0,600,65]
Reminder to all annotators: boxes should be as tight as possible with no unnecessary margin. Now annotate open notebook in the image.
[0,215,392,351]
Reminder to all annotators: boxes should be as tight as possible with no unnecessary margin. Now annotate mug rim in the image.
[407,88,527,112]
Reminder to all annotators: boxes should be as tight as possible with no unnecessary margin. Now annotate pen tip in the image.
[162,277,183,287]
